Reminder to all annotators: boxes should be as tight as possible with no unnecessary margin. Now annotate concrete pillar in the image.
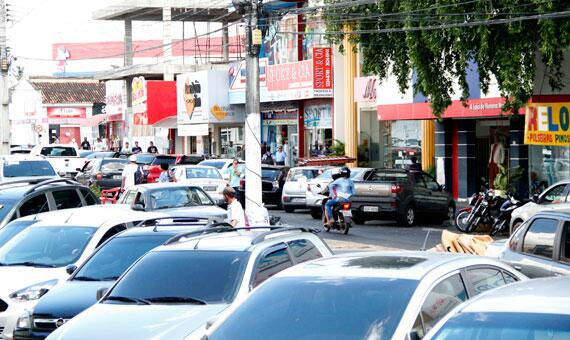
[456,120,477,199]
[342,30,358,166]
[435,120,453,192]
[124,20,133,67]
[510,118,529,197]
[422,120,435,171]
[222,21,229,63]
[162,7,173,81]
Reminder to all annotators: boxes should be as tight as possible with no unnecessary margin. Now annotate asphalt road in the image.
[269,208,458,252]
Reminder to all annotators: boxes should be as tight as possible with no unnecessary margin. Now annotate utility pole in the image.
[0,0,9,154]
[234,0,263,213]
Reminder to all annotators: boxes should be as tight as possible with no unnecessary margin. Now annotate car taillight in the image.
[342,202,351,210]
[96,173,102,181]
[391,185,402,194]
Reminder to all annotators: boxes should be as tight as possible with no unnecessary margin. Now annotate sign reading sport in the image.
[525,103,570,146]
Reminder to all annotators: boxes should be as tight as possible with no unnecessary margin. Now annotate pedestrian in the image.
[112,136,120,152]
[227,141,237,159]
[123,142,130,153]
[158,163,175,183]
[223,186,245,228]
[283,139,291,166]
[132,141,142,154]
[147,141,158,154]
[81,137,91,150]
[94,138,106,151]
[228,159,241,201]
[262,147,275,165]
[408,156,422,171]
[274,145,286,166]
[121,155,142,191]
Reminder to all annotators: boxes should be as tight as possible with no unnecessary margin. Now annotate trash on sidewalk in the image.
[430,230,494,256]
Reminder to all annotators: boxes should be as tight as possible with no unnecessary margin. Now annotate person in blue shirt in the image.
[325,167,355,226]
[158,163,175,183]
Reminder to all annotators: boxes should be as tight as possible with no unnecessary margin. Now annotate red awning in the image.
[297,156,356,166]
[84,113,122,127]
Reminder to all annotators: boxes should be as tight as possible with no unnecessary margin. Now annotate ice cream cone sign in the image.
[184,79,195,118]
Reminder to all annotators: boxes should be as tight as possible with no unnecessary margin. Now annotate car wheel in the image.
[352,212,365,225]
[511,220,523,235]
[284,207,294,213]
[398,205,415,227]
[310,208,322,219]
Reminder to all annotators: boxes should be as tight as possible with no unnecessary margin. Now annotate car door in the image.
[422,173,448,213]
[411,172,430,213]
[552,220,570,277]
[510,217,558,278]
[250,243,295,290]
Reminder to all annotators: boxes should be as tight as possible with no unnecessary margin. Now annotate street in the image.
[270,208,457,252]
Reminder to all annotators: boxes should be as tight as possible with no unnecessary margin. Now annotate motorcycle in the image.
[455,189,505,234]
[321,197,352,235]
[489,193,528,236]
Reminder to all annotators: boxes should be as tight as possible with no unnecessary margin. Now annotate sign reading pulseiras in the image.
[525,102,570,146]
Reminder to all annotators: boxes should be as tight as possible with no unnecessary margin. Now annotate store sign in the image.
[132,76,148,125]
[262,111,297,126]
[312,47,333,96]
[105,80,125,120]
[524,103,570,146]
[47,107,86,118]
[354,76,378,103]
[304,104,332,129]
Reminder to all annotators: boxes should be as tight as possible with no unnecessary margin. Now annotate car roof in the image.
[456,276,570,315]
[116,225,207,238]
[289,166,328,170]
[275,251,510,280]
[0,155,46,162]
[531,211,570,220]
[0,179,82,199]
[133,183,201,190]
[173,165,218,170]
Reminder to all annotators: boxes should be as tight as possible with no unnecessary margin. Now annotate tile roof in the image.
[29,79,105,104]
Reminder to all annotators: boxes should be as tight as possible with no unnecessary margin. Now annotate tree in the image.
[322,0,570,116]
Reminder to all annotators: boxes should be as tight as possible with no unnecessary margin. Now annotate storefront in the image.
[304,99,333,156]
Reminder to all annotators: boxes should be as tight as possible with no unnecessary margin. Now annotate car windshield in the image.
[199,161,226,170]
[288,169,323,182]
[100,160,127,173]
[40,147,77,157]
[431,312,570,340]
[0,226,97,267]
[209,276,418,340]
[262,168,281,180]
[149,187,214,209]
[3,160,57,177]
[105,250,249,304]
[0,200,16,222]
[0,220,34,248]
[73,234,174,282]
[185,167,222,179]
[151,156,176,166]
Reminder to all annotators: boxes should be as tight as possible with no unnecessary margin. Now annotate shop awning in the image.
[297,156,357,166]
[84,113,122,127]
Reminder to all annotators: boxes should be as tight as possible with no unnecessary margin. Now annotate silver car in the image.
[203,252,526,340]
[281,166,329,213]
[424,276,570,340]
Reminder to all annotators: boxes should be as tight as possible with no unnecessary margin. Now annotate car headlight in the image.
[16,312,31,329]
[10,279,58,302]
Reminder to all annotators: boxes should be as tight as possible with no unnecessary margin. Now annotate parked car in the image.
[172,165,227,206]
[0,219,40,249]
[202,252,526,340]
[174,154,207,165]
[350,169,455,227]
[0,156,58,184]
[14,216,214,340]
[75,158,128,190]
[47,226,333,340]
[29,145,85,178]
[0,205,157,339]
[509,180,570,234]
[0,178,99,231]
[306,167,373,219]
[198,159,244,182]
[424,276,570,340]
[84,151,121,160]
[488,211,570,278]
[238,166,289,208]
[77,150,94,158]
[281,166,329,213]
[134,154,177,183]
[118,183,227,221]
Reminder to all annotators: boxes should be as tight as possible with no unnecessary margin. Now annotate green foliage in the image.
[494,164,524,191]
[322,0,570,117]
[329,139,345,156]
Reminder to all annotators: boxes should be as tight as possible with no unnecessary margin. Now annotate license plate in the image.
[204,186,217,192]
[292,198,306,203]
[363,206,379,212]
[341,209,352,217]
[113,175,122,179]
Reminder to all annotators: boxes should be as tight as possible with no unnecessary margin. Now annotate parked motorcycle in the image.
[489,193,528,236]
[321,197,352,234]
[455,189,505,234]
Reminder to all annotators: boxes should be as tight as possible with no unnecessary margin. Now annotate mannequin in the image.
[488,134,505,188]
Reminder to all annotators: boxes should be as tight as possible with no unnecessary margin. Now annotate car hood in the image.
[48,303,229,340]
[0,267,67,297]
[33,281,114,319]
[179,179,226,188]
[158,206,227,219]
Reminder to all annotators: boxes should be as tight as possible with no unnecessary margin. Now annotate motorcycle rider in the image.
[324,167,355,227]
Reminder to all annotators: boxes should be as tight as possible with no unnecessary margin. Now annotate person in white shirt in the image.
[223,186,246,228]
[121,155,139,191]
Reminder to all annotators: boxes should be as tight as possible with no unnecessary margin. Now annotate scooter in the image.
[321,197,352,235]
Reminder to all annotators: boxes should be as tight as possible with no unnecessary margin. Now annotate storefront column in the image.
[435,120,453,194]
[342,27,358,166]
[456,120,477,199]
[510,118,529,196]
[421,120,435,171]
[298,101,305,159]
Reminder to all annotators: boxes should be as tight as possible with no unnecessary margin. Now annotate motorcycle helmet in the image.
[331,168,342,181]
[339,166,351,178]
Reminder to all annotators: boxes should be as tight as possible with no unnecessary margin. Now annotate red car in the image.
[145,154,207,183]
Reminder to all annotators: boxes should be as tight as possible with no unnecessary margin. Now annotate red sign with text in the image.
[312,47,333,91]
[266,60,313,92]
[47,107,86,118]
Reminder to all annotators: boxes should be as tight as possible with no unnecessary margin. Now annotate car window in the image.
[369,171,409,184]
[122,191,136,205]
[464,268,506,296]
[252,244,294,288]
[561,222,570,264]
[40,147,77,157]
[19,194,49,217]
[419,274,468,335]
[149,187,213,210]
[502,271,518,284]
[95,224,127,248]
[540,184,566,204]
[80,188,98,205]
[100,160,127,172]
[2,160,57,177]
[522,218,558,259]
[52,189,83,209]
[151,156,176,166]
[185,167,222,179]
[413,173,426,188]
[423,174,440,191]
[288,169,322,182]
[134,193,146,208]
[0,221,35,248]
[287,239,323,263]
[199,161,226,169]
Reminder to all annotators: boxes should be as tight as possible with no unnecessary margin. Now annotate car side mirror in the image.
[65,264,77,275]
[132,204,145,211]
[96,287,109,301]
[532,194,539,203]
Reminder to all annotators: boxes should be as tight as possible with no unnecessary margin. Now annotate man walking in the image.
[223,187,245,228]
[228,159,242,202]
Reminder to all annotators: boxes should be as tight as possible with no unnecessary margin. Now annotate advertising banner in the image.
[354,76,378,103]
[312,47,333,96]
[105,80,125,120]
[524,103,570,146]
[47,107,86,118]
[304,104,332,129]
[262,110,297,126]
[132,76,148,125]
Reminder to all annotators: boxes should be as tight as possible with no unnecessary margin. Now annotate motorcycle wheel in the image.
[490,219,506,236]
[455,211,473,233]
[342,221,350,235]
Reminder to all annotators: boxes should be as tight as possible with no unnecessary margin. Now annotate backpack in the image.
[134,165,144,185]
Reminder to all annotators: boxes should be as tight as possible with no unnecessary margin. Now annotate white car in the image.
[509,180,570,233]
[0,156,59,183]
[281,166,330,213]
[47,226,333,340]
[29,145,86,178]
[172,165,228,205]
[306,167,373,219]
[0,205,162,339]
[198,159,244,182]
